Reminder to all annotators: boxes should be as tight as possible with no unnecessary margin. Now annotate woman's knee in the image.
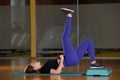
[85,39,93,44]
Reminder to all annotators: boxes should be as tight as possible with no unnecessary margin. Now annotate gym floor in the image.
[0,57,120,80]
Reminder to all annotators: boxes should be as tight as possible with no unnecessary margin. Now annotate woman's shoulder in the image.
[46,59,58,64]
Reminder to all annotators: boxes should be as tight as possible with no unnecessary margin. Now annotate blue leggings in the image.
[62,17,96,67]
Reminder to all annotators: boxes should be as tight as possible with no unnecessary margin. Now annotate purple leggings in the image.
[62,17,96,67]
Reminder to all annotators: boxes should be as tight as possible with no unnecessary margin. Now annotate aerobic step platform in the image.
[86,68,112,76]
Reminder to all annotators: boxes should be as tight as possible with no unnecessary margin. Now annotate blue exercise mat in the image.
[11,72,84,76]
[11,68,112,76]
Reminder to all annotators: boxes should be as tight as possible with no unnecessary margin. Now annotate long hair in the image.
[24,64,36,73]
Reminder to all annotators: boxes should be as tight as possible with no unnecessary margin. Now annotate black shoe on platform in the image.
[90,63,104,69]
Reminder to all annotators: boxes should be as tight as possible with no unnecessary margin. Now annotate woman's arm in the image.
[50,55,64,74]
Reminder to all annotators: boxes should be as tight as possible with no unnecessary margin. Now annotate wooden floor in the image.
[0,57,120,80]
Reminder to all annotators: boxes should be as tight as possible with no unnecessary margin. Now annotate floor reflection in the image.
[87,76,109,80]
[50,76,62,80]
[24,76,62,80]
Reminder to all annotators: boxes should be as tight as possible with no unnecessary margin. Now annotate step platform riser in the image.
[86,68,112,76]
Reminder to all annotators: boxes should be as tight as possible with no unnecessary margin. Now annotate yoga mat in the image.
[11,68,112,76]
[11,72,85,76]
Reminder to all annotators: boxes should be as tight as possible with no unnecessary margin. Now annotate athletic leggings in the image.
[62,17,96,67]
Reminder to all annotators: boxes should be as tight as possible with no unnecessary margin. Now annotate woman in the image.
[24,8,104,74]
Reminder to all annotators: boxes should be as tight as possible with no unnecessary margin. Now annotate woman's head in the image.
[24,61,42,73]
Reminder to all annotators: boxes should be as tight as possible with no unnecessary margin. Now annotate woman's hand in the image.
[50,55,64,74]
[59,55,64,62]
[59,55,64,68]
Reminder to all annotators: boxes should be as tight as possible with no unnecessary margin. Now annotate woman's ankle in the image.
[91,60,96,64]
[67,13,72,17]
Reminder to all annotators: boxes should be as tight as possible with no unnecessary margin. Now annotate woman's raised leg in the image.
[61,8,79,67]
